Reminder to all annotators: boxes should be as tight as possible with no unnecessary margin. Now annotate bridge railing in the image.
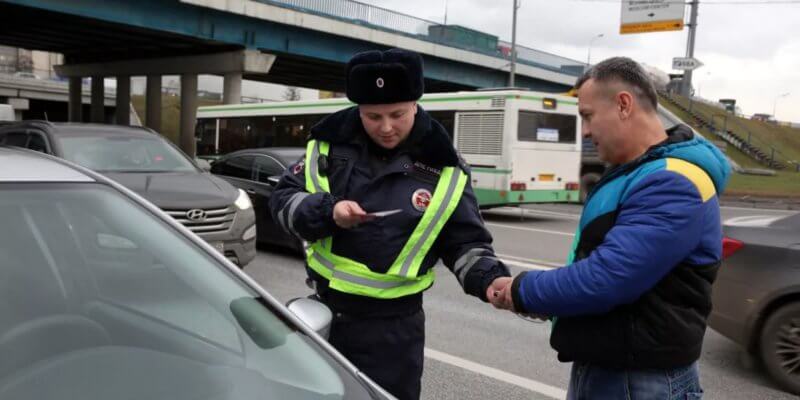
[257,0,586,77]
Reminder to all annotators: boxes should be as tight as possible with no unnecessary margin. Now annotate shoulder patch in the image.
[665,158,715,202]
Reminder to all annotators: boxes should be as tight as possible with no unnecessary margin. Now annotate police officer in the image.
[270,48,510,400]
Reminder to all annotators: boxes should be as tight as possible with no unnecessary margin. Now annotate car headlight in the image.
[235,189,252,210]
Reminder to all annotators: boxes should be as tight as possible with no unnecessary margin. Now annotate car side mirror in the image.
[286,297,332,339]
[267,176,281,187]
[195,158,212,172]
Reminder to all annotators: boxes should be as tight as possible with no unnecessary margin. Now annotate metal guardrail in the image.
[256,0,587,77]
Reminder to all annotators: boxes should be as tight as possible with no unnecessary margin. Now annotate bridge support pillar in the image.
[90,76,104,123]
[68,77,83,122]
[115,75,131,125]
[223,73,242,104]
[180,74,198,157]
[146,75,162,132]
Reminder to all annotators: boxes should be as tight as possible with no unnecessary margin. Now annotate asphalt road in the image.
[245,204,798,400]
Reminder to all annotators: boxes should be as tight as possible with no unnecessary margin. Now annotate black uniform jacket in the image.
[269,105,510,317]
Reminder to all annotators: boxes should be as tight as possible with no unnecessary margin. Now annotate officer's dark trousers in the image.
[328,309,425,400]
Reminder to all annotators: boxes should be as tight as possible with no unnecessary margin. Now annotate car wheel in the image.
[759,302,800,395]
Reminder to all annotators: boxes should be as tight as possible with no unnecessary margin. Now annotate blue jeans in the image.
[567,361,703,400]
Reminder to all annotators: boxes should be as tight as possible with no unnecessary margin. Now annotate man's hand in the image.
[487,276,550,321]
[333,200,373,229]
[486,277,514,311]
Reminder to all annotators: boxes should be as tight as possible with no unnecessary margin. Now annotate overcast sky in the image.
[368,0,800,122]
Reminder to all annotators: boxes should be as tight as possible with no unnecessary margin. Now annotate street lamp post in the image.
[773,92,790,120]
[586,33,604,66]
[697,71,711,97]
[508,0,520,87]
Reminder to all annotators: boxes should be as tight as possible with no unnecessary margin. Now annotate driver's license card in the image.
[366,209,402,218]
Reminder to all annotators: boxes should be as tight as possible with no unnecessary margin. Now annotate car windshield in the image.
[0,183,375,400]
[56,135,198,173]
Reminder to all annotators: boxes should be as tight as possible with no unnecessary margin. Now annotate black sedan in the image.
[211,147,306,252]
[709,212,800,395]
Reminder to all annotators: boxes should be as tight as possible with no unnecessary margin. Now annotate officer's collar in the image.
[309,105,460,167]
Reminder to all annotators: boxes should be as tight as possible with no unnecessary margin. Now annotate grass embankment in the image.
[659,95,800,198]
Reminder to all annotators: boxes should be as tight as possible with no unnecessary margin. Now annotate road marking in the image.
[496,254,563,270]
[486,222,575,237]
[424,347,567,399]
[724,215,787,226]
[493,207,582,220]
[721,205,797,214]
[500,258,557,271]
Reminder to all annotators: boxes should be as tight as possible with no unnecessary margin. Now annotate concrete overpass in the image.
[0,0,585,155]
[0,74,117,121]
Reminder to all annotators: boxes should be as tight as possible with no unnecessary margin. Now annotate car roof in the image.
[3,121,158,138]
[227,147,305,162]
[0,146,94,182]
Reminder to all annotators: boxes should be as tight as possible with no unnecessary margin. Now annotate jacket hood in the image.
[309,105,460,167]
[653,124,731,194]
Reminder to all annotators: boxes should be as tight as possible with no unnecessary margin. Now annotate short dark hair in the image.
[575,57,658,111]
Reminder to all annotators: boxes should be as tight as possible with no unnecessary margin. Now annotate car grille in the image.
[164,206,235,234]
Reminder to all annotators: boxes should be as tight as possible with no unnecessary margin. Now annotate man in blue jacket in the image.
[270,48,510,400]
[490,57,730,399]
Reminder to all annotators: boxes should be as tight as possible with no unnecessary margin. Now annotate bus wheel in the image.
[580,173,601,203]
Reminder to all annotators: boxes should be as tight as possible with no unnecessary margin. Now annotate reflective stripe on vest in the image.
[303,139,467,299]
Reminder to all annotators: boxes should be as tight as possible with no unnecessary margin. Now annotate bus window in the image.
[272,114,326,147]
[218,117,270,154]
[195,118,217,156]
[517,111,577,144]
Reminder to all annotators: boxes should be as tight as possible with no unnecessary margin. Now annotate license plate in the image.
[211,242,225,254]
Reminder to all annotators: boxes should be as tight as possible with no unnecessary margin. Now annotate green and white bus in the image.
[196,89,581,208]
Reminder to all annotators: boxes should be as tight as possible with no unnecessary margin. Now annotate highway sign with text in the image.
[620,1,685,34]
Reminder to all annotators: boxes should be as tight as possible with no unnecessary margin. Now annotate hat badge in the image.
[376,77,385,88]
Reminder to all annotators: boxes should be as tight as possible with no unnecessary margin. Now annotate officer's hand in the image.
[333,200,373,229]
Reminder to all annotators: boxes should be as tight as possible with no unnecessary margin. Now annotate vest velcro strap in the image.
[308,245,435,298]
[305,140,330,194]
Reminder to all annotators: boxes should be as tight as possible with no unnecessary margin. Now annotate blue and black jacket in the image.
[270,106,510,317]
[511,125,731,369]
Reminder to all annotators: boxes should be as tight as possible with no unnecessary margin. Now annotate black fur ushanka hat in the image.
[346,48,424,105]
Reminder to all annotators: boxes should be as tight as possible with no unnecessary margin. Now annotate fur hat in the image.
[346,48,424,104]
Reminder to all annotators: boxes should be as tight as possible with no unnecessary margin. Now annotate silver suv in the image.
[0,121,256,266]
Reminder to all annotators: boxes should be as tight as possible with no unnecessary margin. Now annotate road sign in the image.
[672,57,704,71]
[620,1,685,35]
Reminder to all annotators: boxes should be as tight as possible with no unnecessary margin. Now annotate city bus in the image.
[195,90,581,207]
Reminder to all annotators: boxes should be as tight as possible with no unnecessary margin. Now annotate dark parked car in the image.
[709,213,800,395]
[0,121,256,266]
[210,147,306,252]
[0,146,393,400]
